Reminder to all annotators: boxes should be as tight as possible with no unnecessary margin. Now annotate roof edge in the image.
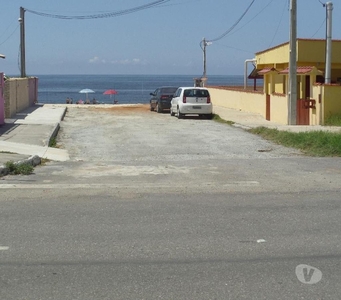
[255,38,341,55]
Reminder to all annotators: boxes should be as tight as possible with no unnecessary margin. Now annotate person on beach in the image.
[66,97,70,104]
[92,98,97,104]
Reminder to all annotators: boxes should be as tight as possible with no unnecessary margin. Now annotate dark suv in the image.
[149,86,178,113]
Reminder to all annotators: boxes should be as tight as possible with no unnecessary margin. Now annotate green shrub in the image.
[5,161,34,175]
[49,137,57,147]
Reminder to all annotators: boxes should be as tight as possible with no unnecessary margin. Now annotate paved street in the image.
[1,106,341,299]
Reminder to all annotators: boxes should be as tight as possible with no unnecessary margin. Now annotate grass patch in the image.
[324,114,341,126]
[49,137,57,147]
[5,161,34,175]
[248,126,341,156]
[213,114,235,125]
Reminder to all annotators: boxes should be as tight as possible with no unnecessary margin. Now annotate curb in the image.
[48,123,60,146]
[232,123,252,130]
[0,155,41,177]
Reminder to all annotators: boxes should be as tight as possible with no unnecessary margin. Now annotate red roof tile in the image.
[279,66,322,75]
[257,67,277,75]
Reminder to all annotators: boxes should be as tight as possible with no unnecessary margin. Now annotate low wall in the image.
[208,82,341,126]
[270,93,288,124]
[311,85,322,125]
[322,84,341,123]
[208,86,266,118]
[4,77,38,118]
[310,84,341,125]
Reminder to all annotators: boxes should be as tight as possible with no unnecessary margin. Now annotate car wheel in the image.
[150,105,154,111]
[177,107,183,119]
[206,113,213,120]
[157,104,162,113]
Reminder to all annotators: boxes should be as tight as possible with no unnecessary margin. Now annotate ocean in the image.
[36,74,259,105]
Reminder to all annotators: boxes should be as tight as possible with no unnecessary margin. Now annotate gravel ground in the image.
[9,104,334,194]
[58,104,300,164]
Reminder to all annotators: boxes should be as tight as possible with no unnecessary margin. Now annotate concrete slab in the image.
[0,104,68,175]
[0,141,69,161]
[0,153,30,166]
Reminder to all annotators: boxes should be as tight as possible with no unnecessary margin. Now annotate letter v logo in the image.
[296,264,322,284]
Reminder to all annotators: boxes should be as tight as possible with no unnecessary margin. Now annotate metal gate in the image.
[296,98,316,125]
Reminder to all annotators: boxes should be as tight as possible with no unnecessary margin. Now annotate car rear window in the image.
[161,88,178,93]
[184,89,209,97]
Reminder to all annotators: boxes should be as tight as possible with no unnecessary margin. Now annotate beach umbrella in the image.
[79,88,95,101]
[103,89,118,103]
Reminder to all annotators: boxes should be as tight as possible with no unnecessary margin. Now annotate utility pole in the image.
[325,2,333,84]
[201,38,212,86]
[19,7,26,78]
[288,0,297,125]
[202,37,207,79]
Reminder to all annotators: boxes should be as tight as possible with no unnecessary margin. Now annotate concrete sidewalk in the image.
[213,106,341,133]
[0,104,69,175]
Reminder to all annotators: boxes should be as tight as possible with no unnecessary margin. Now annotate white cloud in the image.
[110,58,147,65]
[89,56,106,64]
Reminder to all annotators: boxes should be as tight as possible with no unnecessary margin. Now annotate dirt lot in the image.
[58,104,298,163]
[88,104,151,114]
[36,104,311,193]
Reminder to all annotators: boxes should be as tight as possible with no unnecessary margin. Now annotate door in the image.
[296,99,309,125]
[305,76,310,98]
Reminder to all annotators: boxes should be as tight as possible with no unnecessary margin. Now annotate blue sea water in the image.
[36,74,258,104]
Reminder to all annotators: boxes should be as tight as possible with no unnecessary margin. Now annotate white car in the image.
[170,87,213,119]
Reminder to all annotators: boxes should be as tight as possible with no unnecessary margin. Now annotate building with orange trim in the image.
[209,39,341,125]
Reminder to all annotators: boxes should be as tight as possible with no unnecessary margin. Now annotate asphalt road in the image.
[1,105,341,299]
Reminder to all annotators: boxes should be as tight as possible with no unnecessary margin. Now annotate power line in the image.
[155,0,205,8]
[207,0,256,43]
[268,0,287,47]
[0,20,18,39]
[199,0,257,65]
[0,24,19,46]
[311,0,326,38]
[208,0,276,40]
[24,0,170,20]
[311,18,326,38]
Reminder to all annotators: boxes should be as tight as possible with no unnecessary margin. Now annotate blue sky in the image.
[0,0,340,76]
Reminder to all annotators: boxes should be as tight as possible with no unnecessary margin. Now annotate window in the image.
[162,88,178,93]
[184,89,209,97]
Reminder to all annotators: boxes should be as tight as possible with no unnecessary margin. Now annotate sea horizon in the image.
[28,74,261,105]
[8,73,246,77]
